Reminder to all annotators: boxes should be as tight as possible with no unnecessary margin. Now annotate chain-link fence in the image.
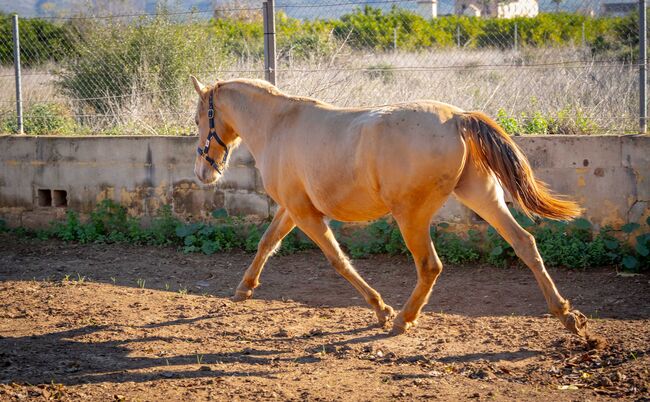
[0,0,645,135]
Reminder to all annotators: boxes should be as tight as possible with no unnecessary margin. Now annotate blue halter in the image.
[197,91,229,174]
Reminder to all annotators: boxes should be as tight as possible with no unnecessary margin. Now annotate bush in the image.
[6,199,649,273]
[495,108,597,135]
[1,103,77,135]
[57,11,215,114]
[0,13,77,67]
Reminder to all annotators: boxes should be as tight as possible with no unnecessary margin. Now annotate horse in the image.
[190,75,588,338]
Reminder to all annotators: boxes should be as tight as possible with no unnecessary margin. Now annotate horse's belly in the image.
[309,187,389,222]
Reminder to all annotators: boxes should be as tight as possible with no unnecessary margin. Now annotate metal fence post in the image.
[640,0,647,133]
[12,14,23,135]
[514,22,518,52]
[263,0,277,86]
[393,27,398,51]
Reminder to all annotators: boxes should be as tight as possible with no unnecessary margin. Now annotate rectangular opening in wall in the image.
[37,189,52,207]
[52,190,68,207]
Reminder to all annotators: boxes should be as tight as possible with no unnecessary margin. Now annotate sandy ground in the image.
[0,234,648,401]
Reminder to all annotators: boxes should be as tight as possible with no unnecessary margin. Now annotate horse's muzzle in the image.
[194,157,220,184]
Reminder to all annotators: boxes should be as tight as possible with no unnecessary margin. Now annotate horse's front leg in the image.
[233,207,295,301]
[390,214,444,334]
[288,204,395,326]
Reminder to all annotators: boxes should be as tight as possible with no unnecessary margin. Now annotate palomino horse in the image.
[190,76,588,337]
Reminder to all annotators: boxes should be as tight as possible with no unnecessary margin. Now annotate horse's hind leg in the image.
[233,207,295,301]
[453,166,588,337]
[287,204,395,326]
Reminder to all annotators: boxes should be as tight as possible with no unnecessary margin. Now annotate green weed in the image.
[6,199,649,272]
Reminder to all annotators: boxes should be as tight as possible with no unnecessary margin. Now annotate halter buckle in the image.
[207,109,214,119]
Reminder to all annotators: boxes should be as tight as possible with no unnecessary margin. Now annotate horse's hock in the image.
[0,135,648,229]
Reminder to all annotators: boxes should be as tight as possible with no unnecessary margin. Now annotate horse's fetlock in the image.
[242,278,259,289]
[550,299,570,318]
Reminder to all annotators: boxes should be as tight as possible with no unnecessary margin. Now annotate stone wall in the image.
[0,135,648,230]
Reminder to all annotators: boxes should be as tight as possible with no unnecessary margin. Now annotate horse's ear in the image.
[190,75,205,95]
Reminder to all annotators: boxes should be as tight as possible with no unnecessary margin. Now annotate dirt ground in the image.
[0,234,649,401]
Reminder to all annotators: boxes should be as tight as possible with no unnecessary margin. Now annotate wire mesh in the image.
[275,0,641,134]
[0,0,643,135]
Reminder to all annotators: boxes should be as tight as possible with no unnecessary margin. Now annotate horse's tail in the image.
[457,111,581,220]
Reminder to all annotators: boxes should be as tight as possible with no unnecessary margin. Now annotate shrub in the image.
[495,108,597,135]
[7,200,649,273]
[57,11,214,114]
[0,13,77,67]
[432,224,481,264]
[1,103,77,135]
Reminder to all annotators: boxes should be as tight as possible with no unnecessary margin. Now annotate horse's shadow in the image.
[0,316,543,387]
[0,319,281,386]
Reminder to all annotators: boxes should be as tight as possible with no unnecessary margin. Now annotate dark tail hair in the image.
[458,111,581,220]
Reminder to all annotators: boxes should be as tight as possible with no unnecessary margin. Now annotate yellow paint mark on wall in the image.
[600,200,625,227]
[119,188,135,206]
[96,187,114,203]
[573,168,587,188]
[154,182,167,197]
[30,160,46,166]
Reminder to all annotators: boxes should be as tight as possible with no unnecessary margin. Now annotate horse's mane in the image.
[217,79,329,107]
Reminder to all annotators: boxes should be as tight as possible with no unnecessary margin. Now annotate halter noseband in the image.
[196,90,229,174]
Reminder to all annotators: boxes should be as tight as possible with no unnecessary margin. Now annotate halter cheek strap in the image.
[197,91,229,174]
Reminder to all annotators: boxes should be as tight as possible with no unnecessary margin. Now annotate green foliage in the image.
[432,224,481,264]
[57,11,215,114]
[615,216,650,271]
[0,13,77,67]
[496,109,521,135]
[1,103,78,135]
[6,7,637,74]
[7,200,649,272]
[496,108,598,135]
[279,228,315,254]
[485,209,649,271]
[326,7,636,55]
[340,219,407,258]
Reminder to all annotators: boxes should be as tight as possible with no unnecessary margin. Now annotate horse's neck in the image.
[222,85,281,160]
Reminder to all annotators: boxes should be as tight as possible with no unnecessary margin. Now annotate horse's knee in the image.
[419,257,443,282]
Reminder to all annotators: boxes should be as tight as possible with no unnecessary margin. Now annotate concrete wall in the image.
[0,135,648,229]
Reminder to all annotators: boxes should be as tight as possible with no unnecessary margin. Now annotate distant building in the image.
[454,0,539,18]
[416,0,438,19]
[600,0,636,16]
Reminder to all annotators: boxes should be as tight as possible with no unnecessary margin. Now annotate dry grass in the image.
[0,47,639,135]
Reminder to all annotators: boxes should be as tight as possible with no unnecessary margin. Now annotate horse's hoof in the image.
[232,288,253,302]
[563,309,588,338]
[376,305,396,327]
[389,315,417,336]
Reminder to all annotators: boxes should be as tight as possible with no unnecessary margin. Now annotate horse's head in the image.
[191,75,239,184]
